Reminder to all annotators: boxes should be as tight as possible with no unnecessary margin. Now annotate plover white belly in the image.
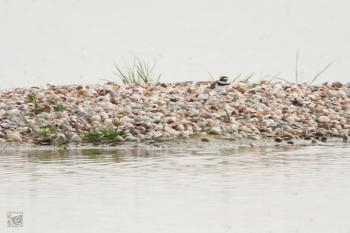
[211,76,230,92]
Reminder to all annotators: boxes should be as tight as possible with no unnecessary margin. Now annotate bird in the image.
[210,76,230,92]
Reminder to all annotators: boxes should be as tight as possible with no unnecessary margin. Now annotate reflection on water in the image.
[1,144,350,233]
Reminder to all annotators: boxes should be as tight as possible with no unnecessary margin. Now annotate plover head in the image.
[217,76,229,86]
[219,76,228,82]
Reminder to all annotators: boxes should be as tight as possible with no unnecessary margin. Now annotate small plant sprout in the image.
[53,104,65,112]
[114,57,162,85]
[232,73,242,82]
[262,73,291,83]
[309,61,334,85]
[27,92,45,114]
[83,127,124,143]
[100,127,122,141]
[241,72,255,83]
[27,92,37,103]
[295,50,300,83]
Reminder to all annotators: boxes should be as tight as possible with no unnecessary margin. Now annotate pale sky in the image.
[0,0,349,88]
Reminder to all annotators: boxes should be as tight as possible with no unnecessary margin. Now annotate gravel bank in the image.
[0,81,349,145]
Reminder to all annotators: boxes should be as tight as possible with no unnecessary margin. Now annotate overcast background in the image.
[0,0,349,89]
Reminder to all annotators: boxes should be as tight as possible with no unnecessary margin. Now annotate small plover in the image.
[210,76,230,92]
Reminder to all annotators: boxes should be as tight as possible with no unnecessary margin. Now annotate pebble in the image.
[248,134,261,140]
[318,116,330,123]
[208,126,222,135]
[275,137,283,143]
[69,133,82,142]
[125,135,139,142]
[115,135,124,142]
[6,131,22,142]
[54,133,67,144]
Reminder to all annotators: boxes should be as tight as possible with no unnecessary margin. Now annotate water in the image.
[1,144,350,233]
[1,0,350,89]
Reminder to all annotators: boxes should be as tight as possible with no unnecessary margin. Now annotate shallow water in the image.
[1,144,350,233]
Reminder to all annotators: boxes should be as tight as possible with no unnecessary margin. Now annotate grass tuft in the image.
[309,61,334,85]
[83,130,103,143]
[114,57,161,85]
[29,125,58,145]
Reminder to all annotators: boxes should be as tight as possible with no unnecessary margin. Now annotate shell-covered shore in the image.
[0,81,349,145]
